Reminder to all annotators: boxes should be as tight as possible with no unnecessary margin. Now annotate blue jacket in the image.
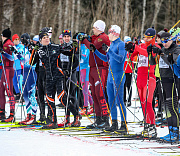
[13,43,24,70]
[80,44,90,70]
[94,38,126,73]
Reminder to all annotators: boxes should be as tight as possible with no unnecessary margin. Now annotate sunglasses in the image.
[161,37,170,43]
[63,30,70,33]
[177,40,180,44]
[143,35,155,39]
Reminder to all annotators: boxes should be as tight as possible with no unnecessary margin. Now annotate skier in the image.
[59,34,64,45]
[154,31,180,142]
[77,33,94,116]
[36,32,80,128]
[12,34,24,101]
[14,33,38,125]
[126,27,160,137]
[124,36,133,107]
[58,29,80,127]
[80,20,110,129]
[0,28,15,122]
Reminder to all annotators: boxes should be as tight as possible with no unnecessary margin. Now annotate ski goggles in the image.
[63,30,71,33]
[143,35,155,39]
[108,29,119,37]
[161,37,170,43]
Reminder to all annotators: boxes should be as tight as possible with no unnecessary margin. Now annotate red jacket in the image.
[2,39,14,67]
[124,52,134,73]
[130,43,160,74]
[82,32,110,68]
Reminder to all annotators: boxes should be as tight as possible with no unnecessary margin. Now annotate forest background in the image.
[0,0,179,43]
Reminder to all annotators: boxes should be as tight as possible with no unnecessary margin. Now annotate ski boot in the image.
[148,124,157,138]
[24,114,36,125]
[19,114,31,125]
[87,107,94,115]
[114,121,127,134]
[0,109,6,120]
[71,115,81,127]
[79,107,88,115]
[35,114,46,124]
[1,112,15,123]
[97,116,110,129]
[104,120,118,132]
[86,116,101,129]
[160,127,179,143]
[58,115,70,127]
[42,116,58,129]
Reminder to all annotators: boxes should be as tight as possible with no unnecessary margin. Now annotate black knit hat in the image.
[2,28,11,38]
[160,32,171,39]
[145,27,156,37]
[39,32,48,40]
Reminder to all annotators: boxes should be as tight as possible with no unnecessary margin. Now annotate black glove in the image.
[0,48,5,54]
[125,42,134,52]
[147,44,152,54]
[73,33,78,40]
[152,46,163,55]
[102,43,109,52]
[167,53,174,64]
[89,44,96,52]
[9,45,18,54]
[63,70,70,77]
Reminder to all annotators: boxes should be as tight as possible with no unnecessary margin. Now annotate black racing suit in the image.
[61,41,79,116]
[159,43,180,127]
[37,43,78,123]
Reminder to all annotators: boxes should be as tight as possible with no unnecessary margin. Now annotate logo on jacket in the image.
[98,38,103,42]
[52,50,56,54]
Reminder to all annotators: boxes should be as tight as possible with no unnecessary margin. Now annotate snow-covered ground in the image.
[1,79,180,156]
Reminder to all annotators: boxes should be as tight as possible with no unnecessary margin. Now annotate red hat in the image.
[12,34,19,42]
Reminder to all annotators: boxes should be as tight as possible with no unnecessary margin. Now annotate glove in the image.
[9,46,15,51]
[0,48,5,54]
[72,40,78,48]
[63,70,70,77]
[167,53,174,64]
[89,44,96,52]
[147,44,152,54]
[73,33,78,40]
[102,43,109,52]
[152,46,163,55]
[125,42,134,52]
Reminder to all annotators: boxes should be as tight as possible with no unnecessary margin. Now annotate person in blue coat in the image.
[90,25,127,133]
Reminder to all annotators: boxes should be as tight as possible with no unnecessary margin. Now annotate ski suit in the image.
[160,43,180,127]
[82,32,110,117]
[94,38,127,121]
[37,44,79,123]
[0,39,15,114]
[130,40,160,125]
[124,52,134,105]
[80,44,93,107]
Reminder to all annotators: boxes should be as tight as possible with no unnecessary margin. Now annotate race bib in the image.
[138,55,148,67]
[159,57,169,68]
[60,54,69,62]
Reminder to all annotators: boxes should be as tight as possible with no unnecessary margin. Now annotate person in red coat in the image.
[81,20,110,129]
[0,28,15,122]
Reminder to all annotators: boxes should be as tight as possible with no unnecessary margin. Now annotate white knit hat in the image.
[124,36,131,43]
[93,20,106,32]
[108,25,121,37]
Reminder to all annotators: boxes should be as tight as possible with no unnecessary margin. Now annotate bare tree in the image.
[75,0,80,33]
[151,0,164,28]
[64,0,69,29]
[141,0,146,39]
[71,0,75,34]
[124,0,130,36]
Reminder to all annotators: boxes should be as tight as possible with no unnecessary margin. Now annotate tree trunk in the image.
[141,0,146,39]
[151,0,164,28]
[75,0,80,33]
[71,0,75,34]
[124,0,130,36]
[64,0,69,29]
